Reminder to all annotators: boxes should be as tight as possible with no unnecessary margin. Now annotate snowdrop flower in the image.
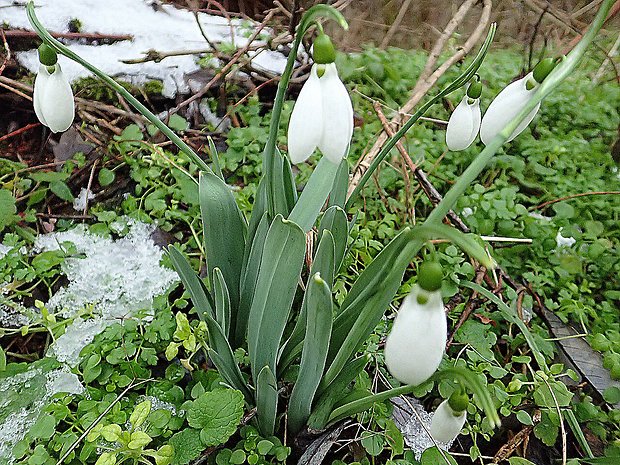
[446,78,482,151]
[480,57,559,145]
[384,262,446,386]
[430,391,469,443]
[33,44,75,133]
[287,34,353,165]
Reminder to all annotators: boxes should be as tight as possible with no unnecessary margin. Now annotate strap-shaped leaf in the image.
[168,245,214,320]
[237,212,270,346]
[282,153,298,213]
[207,136,223,180]
[256,365,278,436]
[319,206,348,272]
[288,273,333,433]
[308,354,370,430]
[212,267,231,338]
[288,157,340,232]
[247,178,268,246]
[199,172,246,313]
[323,230,418,388]
[201,309,252,402]
[247,215,305,384]
[278,230,335,372]
[327,159,349,209]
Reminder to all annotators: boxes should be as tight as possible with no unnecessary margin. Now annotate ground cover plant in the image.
[0,1,619,465]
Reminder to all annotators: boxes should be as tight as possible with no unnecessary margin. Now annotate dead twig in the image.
[529,191,620,211]
[348,0,492,198]
[3,29,132,42]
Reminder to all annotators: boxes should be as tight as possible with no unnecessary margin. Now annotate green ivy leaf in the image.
[50,181,74,202]
[187,389,244,446]
[29,414,56,439]
[98,168,116,186]
[360,430,384,457]
[130,400,152,429]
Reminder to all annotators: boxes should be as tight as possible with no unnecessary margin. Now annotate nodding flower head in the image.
[445,79,482,151]
[287,34,353,165]
[479,58,560,145]
[33,44,75,133]
[384,262,446,386]
[429,391,469,443]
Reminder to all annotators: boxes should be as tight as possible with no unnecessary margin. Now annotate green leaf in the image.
[319,206,348,272]
[187,389,244,446]
[168,246,214,321]
[237,212,269,346]
[247,215,305,383]
[0,190,17,232]
[0,346,6,372]
[361,431,384,456]
[96,452,117,465]
[130,400,152,429]
[278,229,335,372]
[288,157,340,232]
[281,153,298,213]
[327,159,349,209]
[288,273,333,433]
[128,431,152,449]
[212,267,231,338]
[168,114,189,132]
[200,172,246,314]
[170,429,204,465]
[508,458,538,465]
[98,168,115,186]
[308,354,369,430]
[207,136,223,180]
[324,228,416,388]
[29,414,56,439]
[50,181,74,202]
[516,410,533,426]
[385,419,404,455]
[255,365,278,437]
[603,386,620,404]
[420,447,457,465]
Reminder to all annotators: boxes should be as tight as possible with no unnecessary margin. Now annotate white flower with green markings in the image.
[446,78,482,151]
[384,262,446,386]
[480,57,559,145]
[430,390,469,443]
[33,44,75,133]
[287,33,353,164]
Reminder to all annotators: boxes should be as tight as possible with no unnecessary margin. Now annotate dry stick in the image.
[166,9,276,116]
[82,159,98,215]
[373,102,470,232]
[0,29,11,76]
[347,0,492,198]
[0,123,40,143]
[529,190,620,211]
[3,30,132,41]
[379,0,414,49]
[492,411,541,463]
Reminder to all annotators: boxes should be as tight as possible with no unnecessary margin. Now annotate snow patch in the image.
[73,187,96,211]
[4,0,288,97]
[0,365,83,464]
[555,228,576,248]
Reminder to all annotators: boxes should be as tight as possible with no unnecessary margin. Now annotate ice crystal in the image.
[73,187,96,211]
[48,317,107,366]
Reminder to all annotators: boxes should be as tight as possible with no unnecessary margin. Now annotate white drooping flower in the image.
[384,284,446,386]
[287,63,353,164]
[430,399,467,443]
[33,63,75,133]
[446,95,481,151]
[479,72,540,145]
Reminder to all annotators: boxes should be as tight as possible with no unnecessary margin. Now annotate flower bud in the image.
[430,398,467,443]
[38,43,57,67]
[466,79,482,100]
[445,93,481,151]
[313,33,336,64]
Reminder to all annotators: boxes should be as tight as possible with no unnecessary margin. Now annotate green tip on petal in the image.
[532,57,558,84]
[418,261,443,292]
[448,389,469,413]
[313,33,336,64]
[38,43,57,67]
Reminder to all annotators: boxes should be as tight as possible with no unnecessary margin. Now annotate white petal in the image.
[430,399,467,443]
[287,65,323,164]
[480,74,540,145]
[33,64,51,127]
[384,286,446,386]
[317,63,353,164]
[40,64,75,133]
[445,96,481,151]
